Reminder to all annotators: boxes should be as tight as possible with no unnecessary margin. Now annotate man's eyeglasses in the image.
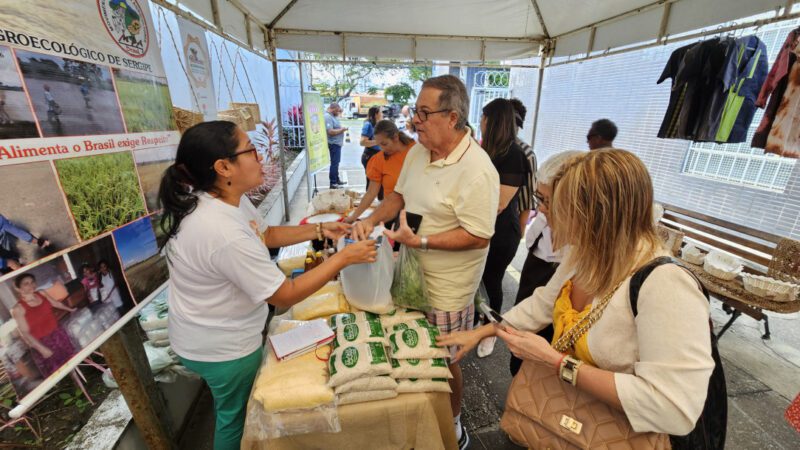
[410,107,450,122]
[533,190,549,208]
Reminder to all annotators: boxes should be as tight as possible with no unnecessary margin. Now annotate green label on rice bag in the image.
[343,324,359,341]
[406,358,420,366]
[402,329,419,348]
[329,354,338,377]
[389,334,399,353]
[365,312,380,321]
[393,323,410,332]
[391,358,400,368]
[425,327,440,347]
[367,320,384,337]
[342,347,359,368]
[409,378,418,382]
[432,358,447,368]
[331,335,341,350]
[414,318,433,328]
[432,378,448,382]
[367,342,388,364]
[340,313,357,325]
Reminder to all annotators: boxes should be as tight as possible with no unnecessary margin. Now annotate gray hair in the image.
[537,151,586,186]
[421,75,469,129]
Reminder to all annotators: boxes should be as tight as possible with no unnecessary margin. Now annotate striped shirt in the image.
[515,138,537,213]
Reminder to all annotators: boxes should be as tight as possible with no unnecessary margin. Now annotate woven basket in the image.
[230,102,261,123]
[681,245,706,265]
[742,273,800,302]
[218,108,256,131]
[173,106,204,134]
[704,251,742,281]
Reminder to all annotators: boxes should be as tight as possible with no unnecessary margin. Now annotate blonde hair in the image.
[550,149,663,296]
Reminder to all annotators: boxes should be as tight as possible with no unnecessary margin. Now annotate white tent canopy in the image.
[162,0,792,63]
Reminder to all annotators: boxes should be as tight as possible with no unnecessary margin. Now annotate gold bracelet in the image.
[315,223,324,241]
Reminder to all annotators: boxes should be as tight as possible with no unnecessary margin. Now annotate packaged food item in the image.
[388,318,438,334]
[253,351,334,412]
[145,328,169,342]
[292,284,349,320]
[328,342,392,388]
[379,308,426,330]
[388,327,448,359]
[390,358,452,379]
[332,319,386,350]
[329,312,381,330]
[396,378,452,394]
[333,375,398,394]
[337,389,398,405]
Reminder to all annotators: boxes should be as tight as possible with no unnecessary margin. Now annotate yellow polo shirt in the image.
[394,130,500,311]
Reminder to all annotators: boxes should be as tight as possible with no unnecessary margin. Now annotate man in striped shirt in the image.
[510,98,537,234]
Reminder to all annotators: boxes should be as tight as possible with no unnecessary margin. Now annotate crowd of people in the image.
[159,74,719,450]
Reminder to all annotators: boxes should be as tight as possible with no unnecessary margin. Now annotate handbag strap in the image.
[552,279,624,353]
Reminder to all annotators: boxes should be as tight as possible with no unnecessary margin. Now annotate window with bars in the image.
[682,22,798,192]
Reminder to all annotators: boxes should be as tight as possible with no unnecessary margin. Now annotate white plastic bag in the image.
[339,233,395,314]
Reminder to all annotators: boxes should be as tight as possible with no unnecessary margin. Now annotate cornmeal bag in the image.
[328,342,392,388]
[389,327,448,359]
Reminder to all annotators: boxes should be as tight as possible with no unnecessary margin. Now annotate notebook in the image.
[268,319,335,361]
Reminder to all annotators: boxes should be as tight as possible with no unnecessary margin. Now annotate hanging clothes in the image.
[714,36,769,143]
[693,38,736,141]
[657,42,696,139]
[753,28,800,158]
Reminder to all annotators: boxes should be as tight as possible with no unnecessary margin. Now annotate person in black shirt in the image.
[476,98,528,357]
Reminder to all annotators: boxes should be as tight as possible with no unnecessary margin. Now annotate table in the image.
[242,392,458,450]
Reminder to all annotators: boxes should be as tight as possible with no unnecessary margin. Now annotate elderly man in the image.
[353,75,499,450]
[324,103,348,188]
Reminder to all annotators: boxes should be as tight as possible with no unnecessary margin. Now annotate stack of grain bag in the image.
[138,294,169,347]
[382,310,452,394]
[327,312,396,405]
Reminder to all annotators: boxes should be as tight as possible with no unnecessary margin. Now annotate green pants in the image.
[180,348,263,450]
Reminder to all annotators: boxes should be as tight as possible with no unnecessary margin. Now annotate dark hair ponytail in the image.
[481,98,516,161]
[368,106,381,126]
[158,121,240,249]
[374,119,414,146]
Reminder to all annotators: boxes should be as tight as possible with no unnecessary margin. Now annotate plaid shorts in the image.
[425,303,475,360]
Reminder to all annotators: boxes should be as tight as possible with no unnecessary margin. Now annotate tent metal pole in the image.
[269,0,300,29]
[530,50,547,149]
[268,30,291,222]
[297,58,313,202]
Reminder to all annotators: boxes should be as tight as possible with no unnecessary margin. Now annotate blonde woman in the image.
[439,149,716,440]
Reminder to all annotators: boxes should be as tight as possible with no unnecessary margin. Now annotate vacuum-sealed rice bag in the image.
[333,375,398,394]
[332,319,386,350]
[328,342,392,388]
[388,327,448,359]
[390,358,452,379]
[396,378,452,394]
[329,311,381,330]
[337,389,397,405]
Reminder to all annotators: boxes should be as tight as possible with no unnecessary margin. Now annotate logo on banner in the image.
[97,0,150,58]
[183,35,210,87]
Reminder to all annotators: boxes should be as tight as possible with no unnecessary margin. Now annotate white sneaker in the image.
[476,336,496,358]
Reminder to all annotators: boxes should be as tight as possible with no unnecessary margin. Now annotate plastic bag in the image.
[390,245,431,312]
[339,233,395,314]
[242,318,340,441]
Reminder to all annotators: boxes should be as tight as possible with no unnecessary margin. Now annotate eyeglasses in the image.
[410,107,450,122]
[533,190,549,208]
[229,146,258,160]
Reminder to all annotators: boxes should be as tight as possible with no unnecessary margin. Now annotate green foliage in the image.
[55,152,146,240]
[408,66,433,83]
[59,388,89,413]
[384,83,415,104]
[366,86,379,95]
[115,77,176,132]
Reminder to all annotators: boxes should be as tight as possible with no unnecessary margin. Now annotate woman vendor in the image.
[158,121,377,450]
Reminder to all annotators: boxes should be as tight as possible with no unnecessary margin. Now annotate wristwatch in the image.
[419,236,429,251]
[559,355,583,386]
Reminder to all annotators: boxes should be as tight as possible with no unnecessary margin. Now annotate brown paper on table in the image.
[241,392,458,450]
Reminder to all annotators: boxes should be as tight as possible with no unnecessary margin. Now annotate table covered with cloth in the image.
[241,391,457,450]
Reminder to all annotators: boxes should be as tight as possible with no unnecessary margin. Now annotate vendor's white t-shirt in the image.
[167,193,285,362]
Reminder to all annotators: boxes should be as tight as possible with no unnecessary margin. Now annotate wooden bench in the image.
[657,203,800,340]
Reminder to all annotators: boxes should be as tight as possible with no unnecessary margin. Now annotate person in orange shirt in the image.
[345,120,414,224]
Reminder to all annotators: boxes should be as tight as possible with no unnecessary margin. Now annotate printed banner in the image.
[0,0,177,404]
[177,17,216,120]
[302,92,330,173]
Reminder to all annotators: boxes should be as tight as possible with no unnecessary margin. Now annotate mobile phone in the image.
[478,302,520,330]
[403,211,423,234]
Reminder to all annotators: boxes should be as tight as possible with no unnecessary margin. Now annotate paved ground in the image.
[179,129,800,449]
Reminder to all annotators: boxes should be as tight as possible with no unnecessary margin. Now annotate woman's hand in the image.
[342,215,358,224]
[351,220,375,241]
[38,346,53,359]
[496,326,562,367]
[337,239,377,265]
[322,222,351,240]
[436,329,485,363]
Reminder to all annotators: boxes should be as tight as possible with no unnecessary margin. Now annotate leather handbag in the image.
[499,279,671,449]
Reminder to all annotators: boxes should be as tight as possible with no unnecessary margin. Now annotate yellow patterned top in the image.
[551,280,597,366]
